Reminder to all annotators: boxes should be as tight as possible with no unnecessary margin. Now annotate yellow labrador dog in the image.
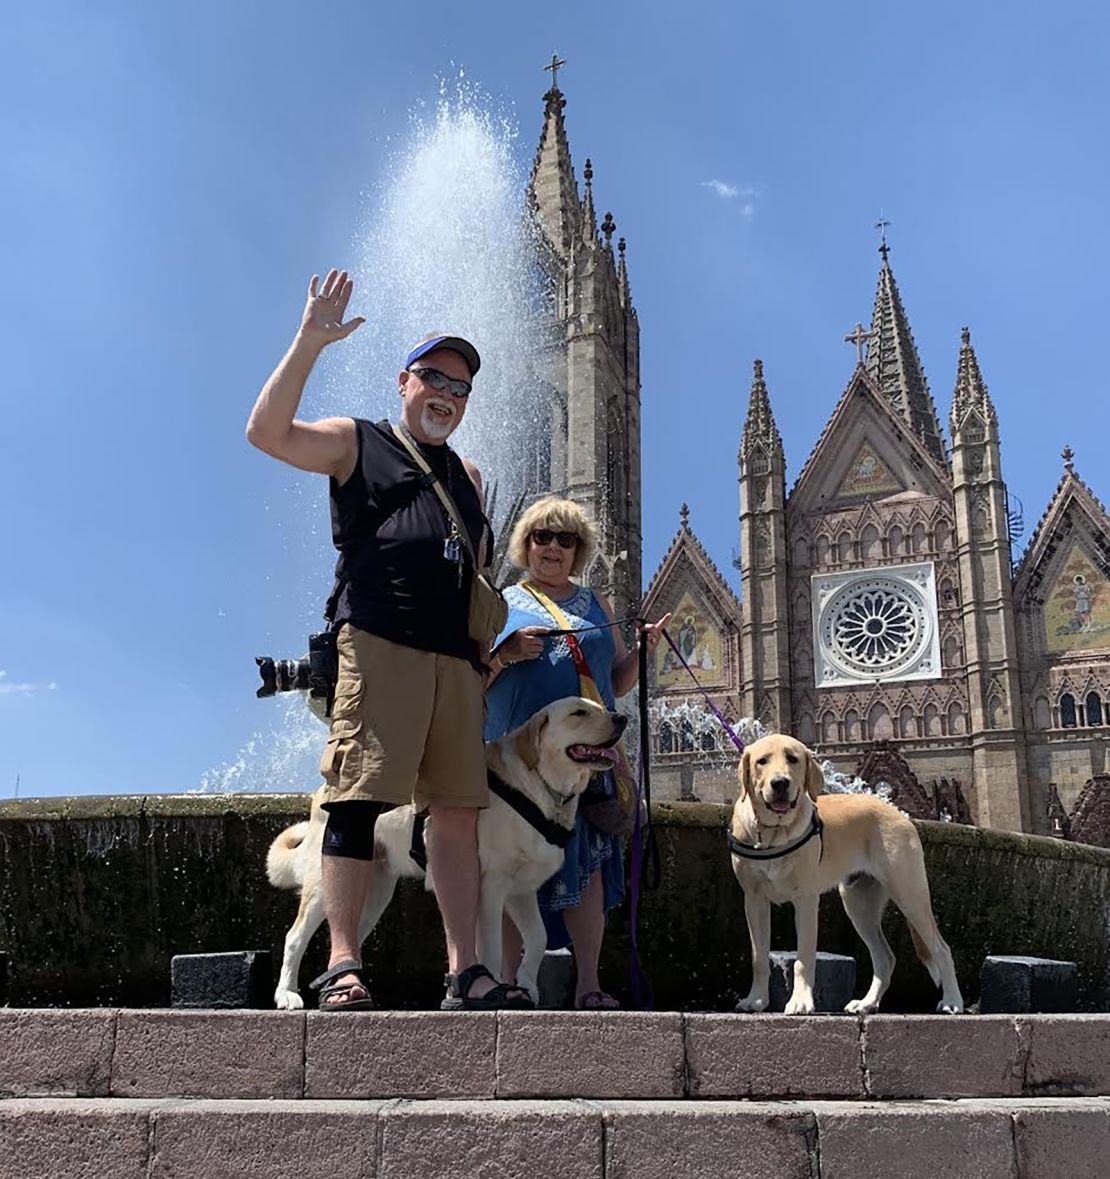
[730,733,963,1015]
[267,696,626,1009]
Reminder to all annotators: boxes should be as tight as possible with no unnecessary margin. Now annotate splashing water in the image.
[200,76,548,794]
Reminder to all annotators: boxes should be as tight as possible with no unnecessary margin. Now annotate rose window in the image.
[834,589,918,668]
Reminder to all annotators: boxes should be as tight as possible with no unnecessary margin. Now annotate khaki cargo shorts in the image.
[320,623,488,811]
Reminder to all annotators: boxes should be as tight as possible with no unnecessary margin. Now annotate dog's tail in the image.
[266,822,309,891]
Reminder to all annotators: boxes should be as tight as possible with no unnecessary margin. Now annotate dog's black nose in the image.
[609,712,628,734]
[770,775,792,794]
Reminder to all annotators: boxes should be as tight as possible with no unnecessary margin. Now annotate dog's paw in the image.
[784,992,816,1016]
[734,994,770,1013]
[845,998,880,1015]
[936,998,965,1014]
[274,989,305,1010]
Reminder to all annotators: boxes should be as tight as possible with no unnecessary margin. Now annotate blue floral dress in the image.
[484,582,625,949]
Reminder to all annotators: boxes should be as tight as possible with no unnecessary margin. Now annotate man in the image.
[247,268,528,1011]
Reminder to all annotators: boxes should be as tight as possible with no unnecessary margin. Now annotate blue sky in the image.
[3,1,1108,797]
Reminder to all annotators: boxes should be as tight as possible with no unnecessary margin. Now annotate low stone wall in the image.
[1,794,1108,1010]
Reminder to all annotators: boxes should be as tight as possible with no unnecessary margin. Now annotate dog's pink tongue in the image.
[769,799,792,814]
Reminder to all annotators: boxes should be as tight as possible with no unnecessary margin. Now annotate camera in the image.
[255,630,338,713]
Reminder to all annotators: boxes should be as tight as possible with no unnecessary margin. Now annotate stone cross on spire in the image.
[844,321,876,364]
[875,214,891,260]
[680,502,690,529]
[1063,444,1075,473]
[545,53,566,90]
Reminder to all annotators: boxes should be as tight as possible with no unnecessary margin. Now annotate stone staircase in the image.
[1,1008,1108,1177]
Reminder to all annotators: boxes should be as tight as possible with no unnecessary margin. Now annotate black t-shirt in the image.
[327,419,490,667]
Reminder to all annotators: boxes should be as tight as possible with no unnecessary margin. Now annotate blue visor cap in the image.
[405,334,481,378]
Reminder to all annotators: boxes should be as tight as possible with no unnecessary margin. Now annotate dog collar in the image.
[727,810,824,861]
[487,769,574,849]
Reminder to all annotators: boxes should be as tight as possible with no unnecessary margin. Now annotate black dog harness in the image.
[727,810,824,862]
[409,769,574,870]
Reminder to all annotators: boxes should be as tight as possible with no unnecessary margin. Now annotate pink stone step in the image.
[1,1096,1109,1179]
[0,1009,1108,1102]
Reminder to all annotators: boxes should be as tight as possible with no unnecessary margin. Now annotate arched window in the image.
[659,721,674,753]
[680,719,695,751]
[860,524,880,561]
[934,519,951,552]
[924,703,941,737]
[844,709,861,741]
[888,525,904,556]
[868,703,893,740]
[1086,692,1103,727]
[797,713,815,745]
[821,710,838,743]
[988,695,1004,729]
[1060,693,1077,728]
[1034,697,1052,730]
[947,701,966,735]
[700,729,717,752]
[943,635,961,668]
[816,535,830,566]
[899,705,917,738]
[838,530,854,564]
[911,522,927,554]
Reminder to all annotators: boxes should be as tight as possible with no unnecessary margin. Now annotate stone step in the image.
[2,1095,1109,1178]
[2,1009,1109,1103]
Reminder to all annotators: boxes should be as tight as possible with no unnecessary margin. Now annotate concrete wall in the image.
[1,794,1108,1010]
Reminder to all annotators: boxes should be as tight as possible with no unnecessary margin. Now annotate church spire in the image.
[741,358,783,461]
[617,236,631,307]
[580,158,598,242]
[951,326,997,429]
[864,247,947,465]
[528,54,580,256]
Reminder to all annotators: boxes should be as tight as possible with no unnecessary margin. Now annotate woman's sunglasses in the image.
[408,365,472,398]
[531,529,578,549]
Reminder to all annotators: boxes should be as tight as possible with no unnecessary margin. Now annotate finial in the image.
[680,502,690,528]
[618,236,626,258]
[753,358,764,381]
[844,321,876,364]
[961,326,971,347]
[1063,445,1075,473]
[583,158,593,185]
[875,213,891,261]
[544,53,566,91]
[601,211,615,244]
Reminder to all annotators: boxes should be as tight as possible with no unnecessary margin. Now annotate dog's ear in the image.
[738,749,752,800]
[514,711,549,772]
[805,749,825,802]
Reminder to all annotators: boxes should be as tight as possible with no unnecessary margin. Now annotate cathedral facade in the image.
[524,73,1110,840]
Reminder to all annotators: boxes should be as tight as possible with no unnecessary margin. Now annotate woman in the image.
[485,496,669,1008]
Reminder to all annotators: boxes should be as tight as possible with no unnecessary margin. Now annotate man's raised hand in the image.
[300,269,365,346]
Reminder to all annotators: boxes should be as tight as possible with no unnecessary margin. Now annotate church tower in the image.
[949,329,1031,831]
[527,60,642,616]
[738,360,791,729]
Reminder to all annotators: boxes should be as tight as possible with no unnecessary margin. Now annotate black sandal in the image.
[441,963,535,1011]
[310,959,374,1012]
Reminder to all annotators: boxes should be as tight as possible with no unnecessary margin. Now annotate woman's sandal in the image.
[441,963,535,1011]
[576,990,621,1010]
[310,959,375,1012]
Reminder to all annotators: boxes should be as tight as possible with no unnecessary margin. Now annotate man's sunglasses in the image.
[531,529,579,549]
[409,366,472,398]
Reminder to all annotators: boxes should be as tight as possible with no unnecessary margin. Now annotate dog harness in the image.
[408,769,574,870]
[727,810,824,861]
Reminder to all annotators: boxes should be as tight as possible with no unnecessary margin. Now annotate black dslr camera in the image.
[255,631,338,714]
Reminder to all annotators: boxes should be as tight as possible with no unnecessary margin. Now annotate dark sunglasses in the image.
[532,528,579,549]
[408,365,472,398]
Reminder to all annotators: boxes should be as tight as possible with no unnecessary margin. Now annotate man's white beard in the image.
[420,403,456,440]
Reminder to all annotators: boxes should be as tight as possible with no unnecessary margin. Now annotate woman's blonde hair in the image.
[508,496,596,577]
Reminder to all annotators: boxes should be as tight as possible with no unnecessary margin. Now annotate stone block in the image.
[379,1098,601,1179]
[767,951,855,1012]
[170,950,273,1009]
[813,1101,1015,1179]
[537,948,574,1009]
[149,1099,379,1178]
[1021,1014,1110,1095]
[305,1011,495,1098]
[601,1100,817,1179]
[980,955,1078,1014]
[1013,1101,1110,1178]
[112,1010,304,1098]
[0,1098,152,1179]
[863,1015,1023,1098]
[496,1012,684,1098]
[0,1009,116,1097]
[685,1013,864,1098]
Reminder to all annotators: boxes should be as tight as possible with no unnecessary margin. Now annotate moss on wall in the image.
[0,795,1107,1010]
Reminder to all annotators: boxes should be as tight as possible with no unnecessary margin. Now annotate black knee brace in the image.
[320,799,385,861]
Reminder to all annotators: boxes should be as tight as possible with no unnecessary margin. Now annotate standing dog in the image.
[267,697,626,1008]
[729,733,963,1015]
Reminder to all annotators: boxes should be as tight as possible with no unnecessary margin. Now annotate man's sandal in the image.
[310,959,374,1012]
[441,963,535,1011]
[576,990,621,1010]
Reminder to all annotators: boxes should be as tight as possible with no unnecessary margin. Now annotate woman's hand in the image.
[498,625,550,666]
[638,612,672,653]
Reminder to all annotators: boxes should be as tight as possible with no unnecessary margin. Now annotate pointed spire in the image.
[529,57,580,256]
[617,236,631,306]
[601,211,616,252]
[741,358,783,459]
[864,248,947,464]
[951,325,997,428]
[580,158,597,241]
